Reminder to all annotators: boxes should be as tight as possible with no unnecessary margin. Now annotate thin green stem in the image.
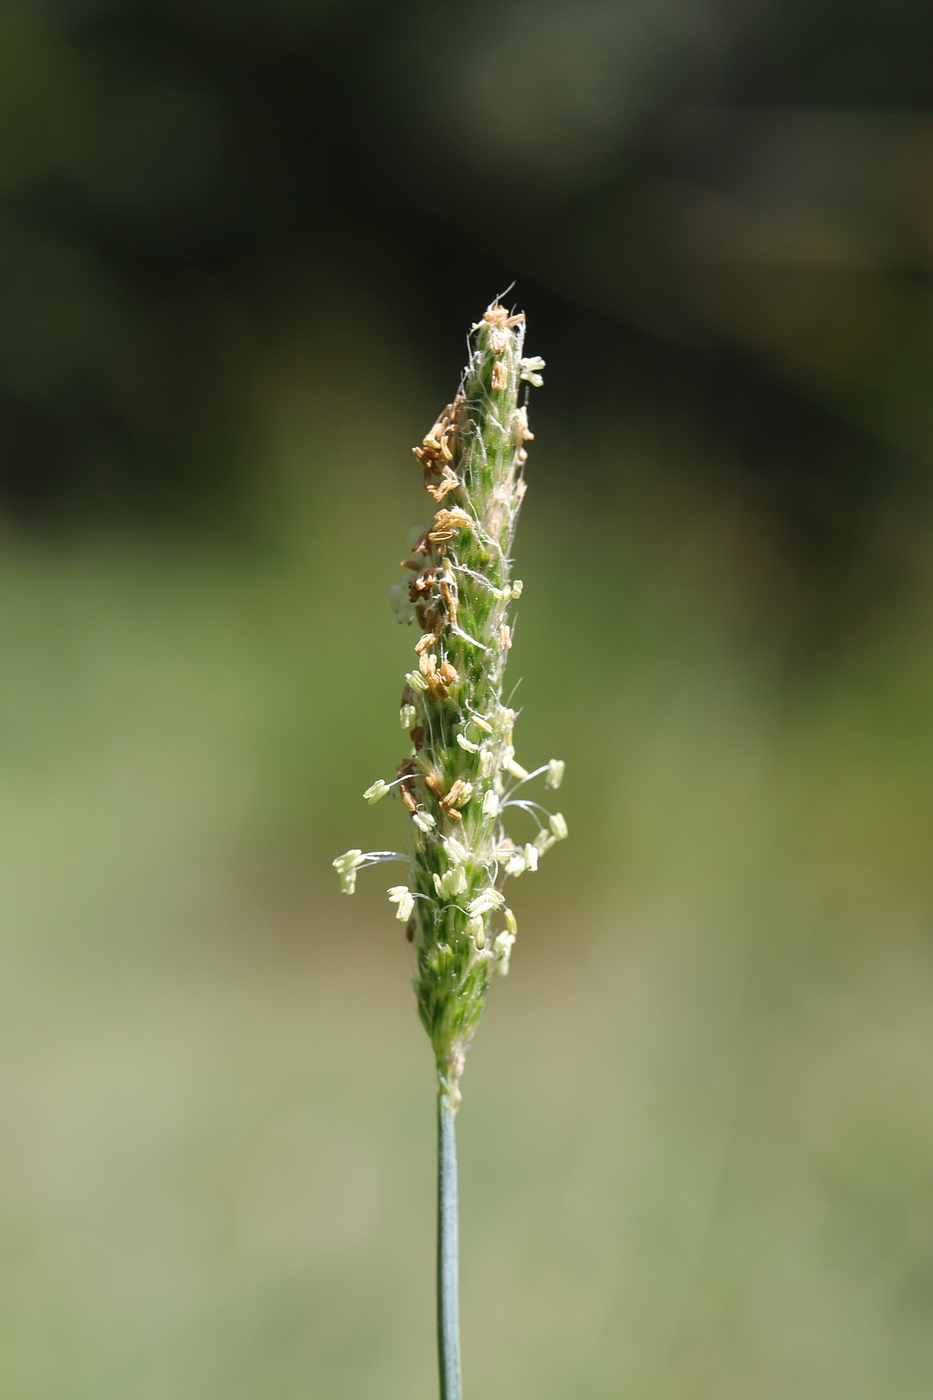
[437,1092,462,1400]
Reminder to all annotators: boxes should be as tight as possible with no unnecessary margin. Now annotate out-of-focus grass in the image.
[0,354,931,1400]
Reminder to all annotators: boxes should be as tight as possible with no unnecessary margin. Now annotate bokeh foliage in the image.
[1,1,933,1397]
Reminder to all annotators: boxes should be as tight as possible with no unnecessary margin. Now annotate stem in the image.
[437,1092,462,1400]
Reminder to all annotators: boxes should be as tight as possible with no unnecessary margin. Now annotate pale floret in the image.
[333,849,364,894]
[492,929,516,975]
[545,759,565,790]
[443,835,470,866]
[492,707,516,739]
[519,356,546,387]
[388,885,415,921]
[363,779,390,804]
[466,914,485,949]
[467,889,505,917]
[435,866,467,898]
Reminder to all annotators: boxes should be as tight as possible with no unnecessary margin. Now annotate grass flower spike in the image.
[334,298,565,1400]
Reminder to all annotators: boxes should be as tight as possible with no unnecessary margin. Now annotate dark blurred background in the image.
[2,1,933,1397]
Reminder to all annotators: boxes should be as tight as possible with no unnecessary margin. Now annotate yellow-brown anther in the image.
[401,558,422,571]
[425,465,459,502]
[425,774,445,800]
[499,624,512,649]
[412,397,464,481]
[491,361,508,391]
[434,509,471,533]
[418,651,450,700]
[480,303,525,329]
[439,579,458,625]
[428,506,470,544]
[438,661,458,686]
[396,757,418,811]
[441,779,473,817]
[421,423,442,448]
[516,406,534,441]
[409,567,437,602]
[410,608,441,648]
[416,431,452,466]
[414,443,452,473]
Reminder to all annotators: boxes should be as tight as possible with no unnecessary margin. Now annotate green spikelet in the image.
[334,300,565,1110]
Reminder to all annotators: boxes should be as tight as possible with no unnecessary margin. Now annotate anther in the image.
[363,779,391,804]
[333,849,364,894]
[545,759,565,790]
[466,914,485,949]
[387,886,414,921]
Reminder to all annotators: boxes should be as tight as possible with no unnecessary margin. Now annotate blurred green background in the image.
[1,0,933,1396]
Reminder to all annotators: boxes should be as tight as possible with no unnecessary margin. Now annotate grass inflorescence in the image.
[335,299,566,1109]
